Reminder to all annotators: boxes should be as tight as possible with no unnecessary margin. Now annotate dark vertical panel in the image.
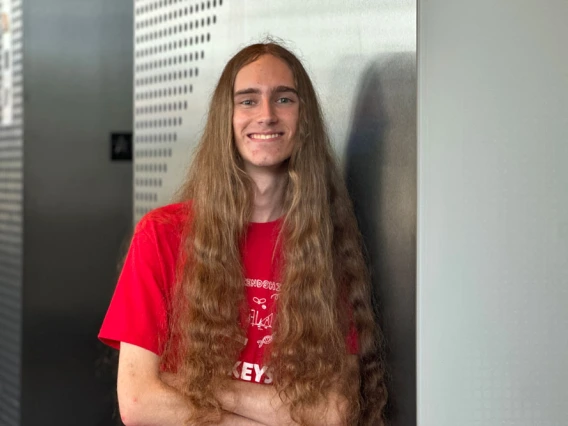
[20,0,132,424]
[345,53,417,426]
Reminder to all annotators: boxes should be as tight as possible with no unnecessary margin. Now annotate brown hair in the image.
[165,41,387,425]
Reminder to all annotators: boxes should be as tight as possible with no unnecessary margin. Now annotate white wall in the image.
[418,0,568,424]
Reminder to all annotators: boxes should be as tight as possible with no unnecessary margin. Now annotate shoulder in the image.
[135,201,193,241]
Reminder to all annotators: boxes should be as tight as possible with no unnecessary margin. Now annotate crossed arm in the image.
[117,342,354,426]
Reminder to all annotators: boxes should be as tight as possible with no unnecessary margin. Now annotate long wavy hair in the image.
[163,41,387,425]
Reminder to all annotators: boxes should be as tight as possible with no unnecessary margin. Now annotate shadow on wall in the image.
[344,52,417,426]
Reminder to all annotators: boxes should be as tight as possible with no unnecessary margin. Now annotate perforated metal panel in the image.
[0,0,22,424]
[133,0,225,222]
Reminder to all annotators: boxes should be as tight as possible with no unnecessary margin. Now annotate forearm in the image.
[217,381,347,426]
[116,343,266,425]
[119,378,265,426]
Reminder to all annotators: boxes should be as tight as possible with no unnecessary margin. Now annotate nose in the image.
[257,98,278,125]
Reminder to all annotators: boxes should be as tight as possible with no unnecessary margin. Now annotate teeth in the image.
[250,133,280,140]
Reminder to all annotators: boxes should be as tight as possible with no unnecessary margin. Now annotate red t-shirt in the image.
[99,202,357,385]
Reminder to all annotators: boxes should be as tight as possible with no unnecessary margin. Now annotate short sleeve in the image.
[98,227,169,355]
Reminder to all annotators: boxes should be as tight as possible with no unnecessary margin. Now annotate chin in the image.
[245,159,289,172]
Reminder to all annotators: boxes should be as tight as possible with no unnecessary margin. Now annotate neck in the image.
[246,166,288,223]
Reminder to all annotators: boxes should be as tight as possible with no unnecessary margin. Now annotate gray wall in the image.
[418,0,568,424]
[20,0,132,424]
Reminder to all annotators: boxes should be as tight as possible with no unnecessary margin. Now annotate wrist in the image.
[216,379,240,412]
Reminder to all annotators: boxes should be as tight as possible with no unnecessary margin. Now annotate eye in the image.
[240,99,254,106]
[276,97,293,104]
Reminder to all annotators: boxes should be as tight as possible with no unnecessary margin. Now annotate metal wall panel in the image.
[133,0,227,220]
[418,0,568,425]
[134,1,416,423]
[0,1,23,424]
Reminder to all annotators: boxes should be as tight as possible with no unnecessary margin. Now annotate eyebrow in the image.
[234,85,298,97]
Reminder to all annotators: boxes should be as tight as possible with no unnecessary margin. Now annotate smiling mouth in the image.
[248,133,284,140]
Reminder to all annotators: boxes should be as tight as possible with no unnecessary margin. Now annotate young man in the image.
[99,42,386,426]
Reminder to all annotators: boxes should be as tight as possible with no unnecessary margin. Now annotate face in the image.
[232,54,299,174]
